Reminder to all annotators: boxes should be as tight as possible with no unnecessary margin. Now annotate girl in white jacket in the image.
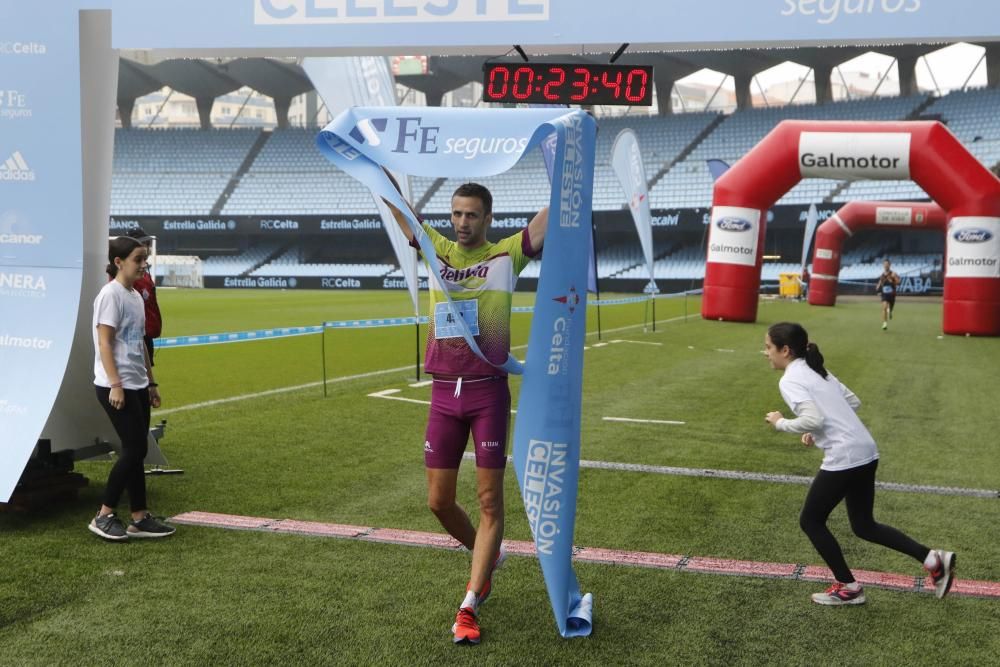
[764,321,954,605]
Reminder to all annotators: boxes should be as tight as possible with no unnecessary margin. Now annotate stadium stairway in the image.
[647,113,725,192]
[608,242,685,279]
[905,96,938,120]
[211,129,271,216]
[415,176,446,213]
[243,243,290,277]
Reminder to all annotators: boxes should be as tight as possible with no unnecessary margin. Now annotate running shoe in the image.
[882,322,888,330]
[926,550,956,599]
[811,582,866,606]
[452,606,481,645]
[127,513,176,538]
[469,547,507,605]
[88,513,128,542]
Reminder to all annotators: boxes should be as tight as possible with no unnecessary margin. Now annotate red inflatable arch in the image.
[703,120,1000,336]
[808,201,946,307]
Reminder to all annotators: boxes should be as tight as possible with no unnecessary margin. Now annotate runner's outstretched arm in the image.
[527,206,549,254]
[380,167,417,243]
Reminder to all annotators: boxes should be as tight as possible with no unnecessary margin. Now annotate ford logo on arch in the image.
[716,216,753,232]
[953,228,993,243]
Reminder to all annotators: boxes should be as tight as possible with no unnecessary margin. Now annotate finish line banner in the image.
[316,107,595,637]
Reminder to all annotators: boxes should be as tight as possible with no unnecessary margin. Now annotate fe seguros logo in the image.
[342,116,529,160]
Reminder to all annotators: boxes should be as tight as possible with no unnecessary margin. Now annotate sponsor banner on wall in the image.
[112,204,947,245]
[946,217,1000,278]
[0,4,83,502]
[112,210,715,240]
[799,132,911,180]
[0,86,33,122]
[706,206,760,266]
[202,275,431,290]
[0,266,80,501]
[111,214,545,237]
[202,274,710,294]
[0,207,47,266]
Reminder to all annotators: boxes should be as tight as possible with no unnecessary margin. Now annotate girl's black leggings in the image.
[800,459,930,583]
[95,386,150,513]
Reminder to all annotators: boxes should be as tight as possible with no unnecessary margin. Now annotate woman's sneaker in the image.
[88,513,128,541]
[926,550,956,599]
[811,582,866,606]
[127,513,176,538]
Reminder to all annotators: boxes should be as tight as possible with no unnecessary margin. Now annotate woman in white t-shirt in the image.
[89,236,175,541]
[763,322,954,606]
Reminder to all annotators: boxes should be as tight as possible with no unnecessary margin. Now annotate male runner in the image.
[385,178,547,645]
[875,258,900,330]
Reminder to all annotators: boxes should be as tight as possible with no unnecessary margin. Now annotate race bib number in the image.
[434,300,480,339]
[882,285,893,294]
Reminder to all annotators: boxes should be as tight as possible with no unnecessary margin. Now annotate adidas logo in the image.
[349,118,387,146]
[0,151,35,181]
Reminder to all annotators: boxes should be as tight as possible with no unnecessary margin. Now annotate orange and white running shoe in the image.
[811,582,866,606]
[452,606,480,645]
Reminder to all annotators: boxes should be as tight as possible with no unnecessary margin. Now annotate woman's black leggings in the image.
[800,459,930,583]
[95,386,150,513]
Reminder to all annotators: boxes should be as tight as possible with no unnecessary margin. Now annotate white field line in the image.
[154,364,414,416]
[603,416,686,425]
[409,380,433,388]
[155,313,694,416]
[457,453,999,498]
[611,339,663,346]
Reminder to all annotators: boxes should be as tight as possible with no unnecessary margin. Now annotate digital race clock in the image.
[482,62,654,106]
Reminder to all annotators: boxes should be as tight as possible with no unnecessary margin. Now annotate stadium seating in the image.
[252,246,394,277]
[200,242,282,277]
[651,95,930,209]
[222,128,382,215]
[111,128,260,215]
[113,89,1000,280]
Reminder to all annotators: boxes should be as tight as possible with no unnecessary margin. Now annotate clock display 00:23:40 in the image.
[482,63,653,106]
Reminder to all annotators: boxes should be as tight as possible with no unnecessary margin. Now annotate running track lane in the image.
[169,511,999,599]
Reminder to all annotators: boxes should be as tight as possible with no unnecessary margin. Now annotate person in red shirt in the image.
[125,227,163,364]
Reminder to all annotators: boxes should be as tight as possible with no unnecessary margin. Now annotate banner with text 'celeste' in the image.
[316,107,595,637]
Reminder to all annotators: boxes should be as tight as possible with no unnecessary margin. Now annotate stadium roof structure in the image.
[118,55,313,128]
[117,42,1000,128]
